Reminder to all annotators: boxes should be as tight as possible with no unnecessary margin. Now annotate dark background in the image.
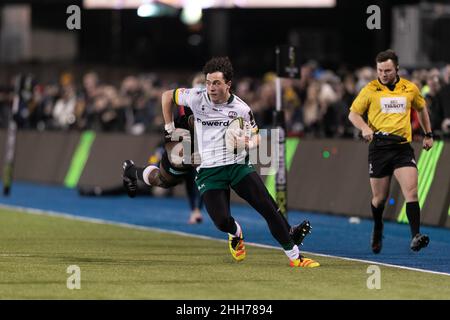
[2,0,450,75]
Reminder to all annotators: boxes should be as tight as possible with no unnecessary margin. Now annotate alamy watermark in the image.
[167,128,282,176]
[67,265,81,289]
[367,5,381,30]
[66,5,81,30]
[366,265,381,290]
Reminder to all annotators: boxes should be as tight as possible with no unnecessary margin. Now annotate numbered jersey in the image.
[173,88,258,168]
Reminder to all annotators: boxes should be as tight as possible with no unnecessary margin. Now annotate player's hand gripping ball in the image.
[225,117,250,154]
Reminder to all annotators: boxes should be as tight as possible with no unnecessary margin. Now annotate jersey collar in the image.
[206,93,235,105]
[377,76,400,91]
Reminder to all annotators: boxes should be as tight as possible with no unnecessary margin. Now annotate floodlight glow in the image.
[181,1,202,25]
[137,3,158,17]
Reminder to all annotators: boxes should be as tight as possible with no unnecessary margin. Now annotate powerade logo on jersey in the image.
[196,118,230,126]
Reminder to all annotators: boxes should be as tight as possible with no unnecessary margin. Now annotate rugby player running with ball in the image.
[156,57,319,267]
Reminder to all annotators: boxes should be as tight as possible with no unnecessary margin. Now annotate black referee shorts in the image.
[368,140,417,178]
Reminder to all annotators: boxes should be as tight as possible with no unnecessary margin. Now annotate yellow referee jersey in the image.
[350,77,426,142]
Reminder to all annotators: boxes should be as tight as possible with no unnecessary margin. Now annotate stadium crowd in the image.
[1,62,450,140]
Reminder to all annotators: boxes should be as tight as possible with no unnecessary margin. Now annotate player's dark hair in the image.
[375,49,399,68]
[202,57,234,83]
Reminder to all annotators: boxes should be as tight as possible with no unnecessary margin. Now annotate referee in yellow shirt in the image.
[348,49,434,254]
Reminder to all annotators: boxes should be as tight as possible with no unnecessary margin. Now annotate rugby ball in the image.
[225,117,249,154]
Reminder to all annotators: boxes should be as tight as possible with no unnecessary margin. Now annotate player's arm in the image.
[413,85,433,150]
[162,89,176,134]
[417,105,432,134]
[348,111,374,142]
[417,106,433,151]
[348,88,373,142]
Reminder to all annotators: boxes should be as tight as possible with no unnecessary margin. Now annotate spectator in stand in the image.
[80,71,101,130]
[282,78,302,135]
[433,64,450,138]
[251,73,276,129]
[52,84,77,130]
[422,69,443,138]
[318,70,340,137]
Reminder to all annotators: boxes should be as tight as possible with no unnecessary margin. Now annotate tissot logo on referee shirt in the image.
[380,97,407,114]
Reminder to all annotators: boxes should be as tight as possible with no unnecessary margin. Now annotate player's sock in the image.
[406,201,421,237]
[283,244,300,261]
[142,165,158,186]
[124,162,159,187]
[230,221,242,238]
[135,167,144,181]
[371,203,384,230]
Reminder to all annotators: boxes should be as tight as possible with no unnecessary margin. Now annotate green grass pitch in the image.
[1,207,449,299]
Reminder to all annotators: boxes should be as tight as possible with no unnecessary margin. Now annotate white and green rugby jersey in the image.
[174,87,258,168]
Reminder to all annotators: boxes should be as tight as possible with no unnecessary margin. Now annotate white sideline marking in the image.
[1,203,450,277]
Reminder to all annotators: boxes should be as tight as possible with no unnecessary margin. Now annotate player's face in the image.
[377,60,398,85]
[206,72,231,104]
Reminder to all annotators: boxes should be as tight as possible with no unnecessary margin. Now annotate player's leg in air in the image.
[122,159,162,197]
[122,131,193,197]
[122,150,185,197]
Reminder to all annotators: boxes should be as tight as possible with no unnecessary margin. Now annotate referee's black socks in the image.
[406,201,421,237]
[371,203,384,230]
